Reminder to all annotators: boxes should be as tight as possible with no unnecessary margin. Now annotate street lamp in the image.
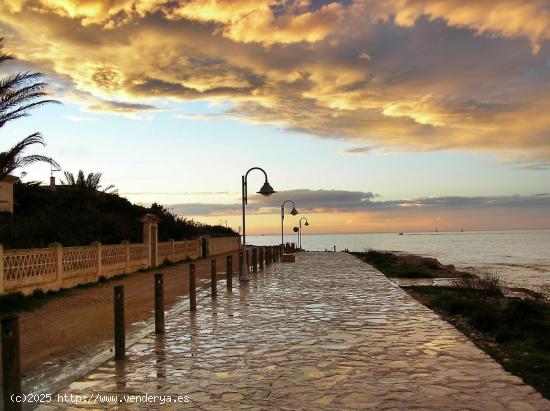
[281,200,298,253]
[241,167,276,281]
[298,217,310,249]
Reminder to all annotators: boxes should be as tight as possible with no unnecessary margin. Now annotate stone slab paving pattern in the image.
[42,252,550,410]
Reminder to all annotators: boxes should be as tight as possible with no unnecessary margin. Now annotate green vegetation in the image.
[353,249,467,278]
[407,285,550,400]
[358,250,550,400]
[0,182,236,248]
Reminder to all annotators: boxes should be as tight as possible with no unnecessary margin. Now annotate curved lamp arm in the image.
[281,199,297,220]
[299,217,309,226]
[243,167,271,204]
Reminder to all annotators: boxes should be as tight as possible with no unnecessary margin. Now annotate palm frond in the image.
[0,133,59,181]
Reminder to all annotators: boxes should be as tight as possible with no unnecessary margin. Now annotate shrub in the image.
[452,272,503,298]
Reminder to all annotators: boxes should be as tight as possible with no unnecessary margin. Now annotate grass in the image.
[355,250,550,399]
[407,285,550,399]
[352,250,461,278]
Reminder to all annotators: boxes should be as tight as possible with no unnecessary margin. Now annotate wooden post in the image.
[252,248,258,273]
[114,286,125,360]
[239,251,243,276]
[2,314,21,411]
[189,264,196,311]
[333,245,336,252]
[259,247,264,270]
[226,255,233,291]
[211,259,217,298]
[154,274,164,334]
[246,250,250,273]
[0,244,4,295]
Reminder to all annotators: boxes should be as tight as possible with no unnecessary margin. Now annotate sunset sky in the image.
[1,0,549,234]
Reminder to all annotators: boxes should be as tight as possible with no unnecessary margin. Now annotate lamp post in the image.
[298,217,309,249]
[241,167,276,281]
[281,200,298,253]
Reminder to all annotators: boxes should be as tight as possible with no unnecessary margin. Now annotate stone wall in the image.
[208,236,240,257]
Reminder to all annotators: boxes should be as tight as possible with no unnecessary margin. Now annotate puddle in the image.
[392,278,459,287]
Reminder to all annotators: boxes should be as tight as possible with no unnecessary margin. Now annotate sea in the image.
[248,229,550,293]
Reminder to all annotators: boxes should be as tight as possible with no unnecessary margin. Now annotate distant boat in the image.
[461,228,464,232]
[435,228,438,233]
[398,232,404,236]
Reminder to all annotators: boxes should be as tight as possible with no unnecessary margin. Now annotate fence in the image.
[0,235,241,296]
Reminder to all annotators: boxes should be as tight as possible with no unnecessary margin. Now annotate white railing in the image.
[0,236,239,295]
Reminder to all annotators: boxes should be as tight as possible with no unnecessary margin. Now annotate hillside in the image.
[0,182,236,249]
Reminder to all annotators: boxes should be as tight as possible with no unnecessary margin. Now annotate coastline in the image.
[352,250,550,400]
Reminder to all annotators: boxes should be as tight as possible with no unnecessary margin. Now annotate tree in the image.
[0,38,59,179]
[0,133,59,180]
[62,170,118,194]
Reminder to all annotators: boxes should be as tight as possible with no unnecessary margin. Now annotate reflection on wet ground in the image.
[40,252,549,410]
[391,277,458,287]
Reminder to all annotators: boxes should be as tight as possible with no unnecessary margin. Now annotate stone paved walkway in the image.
[42,252,549,410]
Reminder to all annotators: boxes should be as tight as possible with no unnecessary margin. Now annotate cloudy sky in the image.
[1,0,549,234]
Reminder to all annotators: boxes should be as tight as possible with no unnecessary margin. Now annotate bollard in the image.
[2,314,21,411]
[265,247,271,266]
[154,274,164,334]
[252,248,258,273]
[259,247,264,270]
[226,255,233,291]
[114,285,125,360]
[239,251,243,276]
[189,264,196,311]
[211,259,217,298]
[246,250,250,272]
[333,245,336,252]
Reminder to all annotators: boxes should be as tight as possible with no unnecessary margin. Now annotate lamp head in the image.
[305,221,309,226]
[257,181,276,197]
[290,206,298,216]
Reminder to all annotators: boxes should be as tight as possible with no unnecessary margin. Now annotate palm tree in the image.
[0,39,58,129]
[62,170,118,194]
[0,38,59,180]
[0,133,60,180]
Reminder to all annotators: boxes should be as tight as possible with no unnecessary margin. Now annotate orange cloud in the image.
[0,0,549,165]
[374,0,550,54]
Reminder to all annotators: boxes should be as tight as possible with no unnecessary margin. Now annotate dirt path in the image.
[19,250,239,377]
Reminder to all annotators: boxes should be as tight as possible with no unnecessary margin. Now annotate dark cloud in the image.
[87,100,158,113]
[167,190,550,216]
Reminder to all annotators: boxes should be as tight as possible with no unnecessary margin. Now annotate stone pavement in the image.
[41,252,549,410]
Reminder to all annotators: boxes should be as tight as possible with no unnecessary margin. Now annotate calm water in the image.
[248,230,550,292]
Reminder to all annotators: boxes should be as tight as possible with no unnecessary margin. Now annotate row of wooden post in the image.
[113,246,280,360]
[1,246,280,408]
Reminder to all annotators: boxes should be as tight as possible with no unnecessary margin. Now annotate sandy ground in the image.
[18,250,239,377]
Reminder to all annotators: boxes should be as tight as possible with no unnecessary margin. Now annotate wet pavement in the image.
[40,252,549,410]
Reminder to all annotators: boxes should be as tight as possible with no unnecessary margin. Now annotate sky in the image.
[0,0,549,234]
